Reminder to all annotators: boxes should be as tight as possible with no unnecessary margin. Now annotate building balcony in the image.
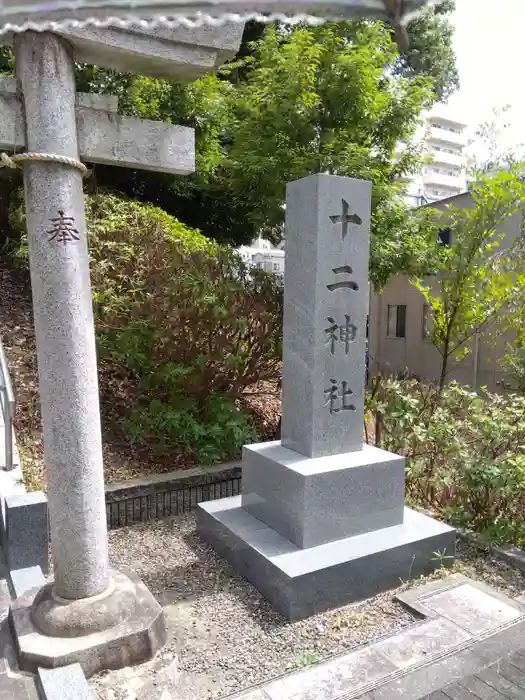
[423,170,465,190]
[427,149,464,168]
[428,126,468,147]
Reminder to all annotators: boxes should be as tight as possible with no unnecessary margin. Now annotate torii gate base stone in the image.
[5,23,242,676]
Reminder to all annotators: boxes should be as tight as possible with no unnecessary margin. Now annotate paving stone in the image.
[494,662,525,690]
[440,685,480,700]
[458,674,504,699]
[0,674,38,699]
[369,646,489,700]
[423,583,522,635]
[476,667,525,699]
[508,653,525,673]
[264,646,396,700]
[470,617,525,665]
[235,692,271,700]
[10,566,46,598]
[373,618,471,669]
[426,692,457,700]
[38,664,95,699]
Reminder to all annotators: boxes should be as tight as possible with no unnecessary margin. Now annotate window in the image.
[255,262,263,269]
[422,304,433,340]
[438,228,451,245]
[273,262,280,271]
[387,305,406,338]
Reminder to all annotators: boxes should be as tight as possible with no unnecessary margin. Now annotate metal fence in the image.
[0,336,15,471]
[106,475,242,530]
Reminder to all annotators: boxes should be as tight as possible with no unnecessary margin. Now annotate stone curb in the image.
[104,460,242,504]
[4,492,48,575]
[9,565,46,598]
[418,508,525,574]
[224,575,525,700]
[455,528,525,572]
[38,664,96,700]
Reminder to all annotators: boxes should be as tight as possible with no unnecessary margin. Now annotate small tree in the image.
[467,105,524,182]
[413,169,525,391]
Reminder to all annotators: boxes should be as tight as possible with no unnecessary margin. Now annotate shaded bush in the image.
[506,345,525,394]
[11,193,283,464]
[367,376,525,545]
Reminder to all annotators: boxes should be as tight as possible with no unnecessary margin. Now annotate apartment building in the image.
[402,102,469,207]
[237,237,285,284]
[368,192,522,392]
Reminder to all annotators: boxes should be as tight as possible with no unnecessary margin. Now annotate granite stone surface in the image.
[54,22,244,80]
[75,110,195,175]
[373,618,471,669]
[198,173,456,618]
[197,497,455,620]
[281,174,372,459]
[32,570,139,638]
[15,31,110,601]
[422,583,522,635]
[242,441,405,548]
[38,664,96,700]
[10,569,166,676]
[263,646,396,700]
[0,76,117,113]
[5,492,48,575]
[9,566,46,598]
[0,76,195,175]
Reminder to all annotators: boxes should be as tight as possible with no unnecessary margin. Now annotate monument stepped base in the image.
[197,498,455,621]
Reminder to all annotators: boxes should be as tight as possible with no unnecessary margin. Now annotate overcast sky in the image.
[448,0,525,154]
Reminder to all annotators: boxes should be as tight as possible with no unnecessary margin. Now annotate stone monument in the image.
[197,173,455,621]
[4,22,243,674]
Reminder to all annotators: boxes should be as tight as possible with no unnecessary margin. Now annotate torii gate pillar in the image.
[8,23,242,676]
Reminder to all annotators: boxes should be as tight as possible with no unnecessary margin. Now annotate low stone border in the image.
[418,507,525,575]
[38,664,95,700]
[104,460,241,504]
[225,574,525,700]
[455,529,525,573]
[4,493,48,575]
[104,461,242,528]
[9,565,46,598]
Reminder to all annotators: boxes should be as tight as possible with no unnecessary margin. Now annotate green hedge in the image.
[11,193,283,465]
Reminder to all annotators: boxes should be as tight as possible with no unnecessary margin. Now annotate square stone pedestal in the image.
[242,442,406,548]
[197,441,455,620]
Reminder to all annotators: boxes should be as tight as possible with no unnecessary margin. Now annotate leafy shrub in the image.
[367,376,525,545]
[506,345,525,393]
[10,193,283,464]
[121,394,257,465]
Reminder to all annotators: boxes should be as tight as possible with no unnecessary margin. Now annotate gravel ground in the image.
[90,515,525,700]
[91,513,415,700]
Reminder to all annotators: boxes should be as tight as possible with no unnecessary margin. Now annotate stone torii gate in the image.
[3,23,242,675]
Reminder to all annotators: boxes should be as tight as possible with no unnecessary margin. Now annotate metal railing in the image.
[0,336,15,471]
